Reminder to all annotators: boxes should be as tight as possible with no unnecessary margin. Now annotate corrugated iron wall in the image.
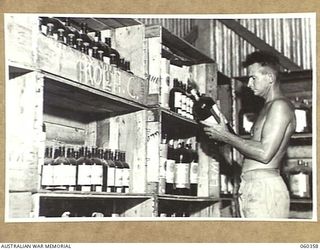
[213,18,313,77]
[137,18,196,39]
[138,18,313,77]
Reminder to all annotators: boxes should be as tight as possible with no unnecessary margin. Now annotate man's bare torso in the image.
[242,97,296,172]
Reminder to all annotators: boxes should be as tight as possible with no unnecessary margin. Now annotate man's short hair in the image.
[242,50,280,76]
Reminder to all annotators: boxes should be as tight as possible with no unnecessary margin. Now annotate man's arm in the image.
[203,100,294,164]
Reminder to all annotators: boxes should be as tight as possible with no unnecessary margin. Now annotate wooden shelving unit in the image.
[6,15,227,220]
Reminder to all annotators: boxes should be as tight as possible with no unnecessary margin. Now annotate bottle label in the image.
[181,95,186,111]
[174,163,190,188]
[122,169,130,186]
[77,164,93,185]
[189,162,199,184]
[54,164,77,186]
[41,164,54,186]
[203,115,218,125]
[91,164,103,185]
[115,168,123,187]
[165,160,175,183]
[294,109,307,133]
[107,167,115,187]
[174,92,182,108]
[289,173,309,197]
[220,174,228,194]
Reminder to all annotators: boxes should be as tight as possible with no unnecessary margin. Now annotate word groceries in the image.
[1,244,71,249]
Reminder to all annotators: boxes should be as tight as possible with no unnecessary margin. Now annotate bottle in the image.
[159,134,168,195]
[189,87,235,134]
[105,37,120,67]
[90,147,104,192]
[173,139,190,196]
[294,97,309,133]
[76,147,93,192]
[52,146,72,190]
[165,139,175,194]
[119,58,126,71]
[39,17,67,41]
[169,78,183,113]
[125,61,133,74]
[289,160,311,198]
[188,142,199,196]
[121,151,130,193]
[114,150,124,193]
[106,150,116,192]
[93,31,110,63]
[99,149,108,192]
[180,82,187,117]
[66,148,78,191]
[79,22,93,55]
[41,147,54,189]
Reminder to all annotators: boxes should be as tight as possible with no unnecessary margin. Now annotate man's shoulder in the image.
[268,97,295,116]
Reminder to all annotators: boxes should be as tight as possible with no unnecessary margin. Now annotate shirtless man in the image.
[202,51,296,218]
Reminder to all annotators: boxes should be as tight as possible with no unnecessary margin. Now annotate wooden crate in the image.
[6,14,148,105]
[6,71,44,192]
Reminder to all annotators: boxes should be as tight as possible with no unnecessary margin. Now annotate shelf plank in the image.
[43,72,148,119]
[160,107,200,139]
[290,198,313,204]
[36,190,153,200]
[158,194,219,202]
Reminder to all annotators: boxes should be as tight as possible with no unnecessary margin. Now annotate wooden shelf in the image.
[290,198,313,204]
[160,107,200,139]
[35,190,153,200]
[43,72,148,120]
[158,194,218,202]
[145,25,215,66]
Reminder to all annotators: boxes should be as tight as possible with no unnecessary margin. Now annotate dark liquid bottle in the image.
[173,140,190,196]
[106,150,116,192]
[189,89,235,134]
[105,37,120,67]
[41,146,54,189]
[165,139,175,194]
[188,142,198,196]
[121,151,130,193]
[169,78,183,113]
[76,147,93,192]
[52,146,72,190]
[90,147,104,192]
[114,150,124,193]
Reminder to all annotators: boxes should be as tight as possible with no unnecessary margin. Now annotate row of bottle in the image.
[168,78,194,120]
[158,136,199,196]
[38,17,132,73]
[293,97,312,133]
[239,96,312,135]
[41,146,130,193]
[285,159,312,199]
